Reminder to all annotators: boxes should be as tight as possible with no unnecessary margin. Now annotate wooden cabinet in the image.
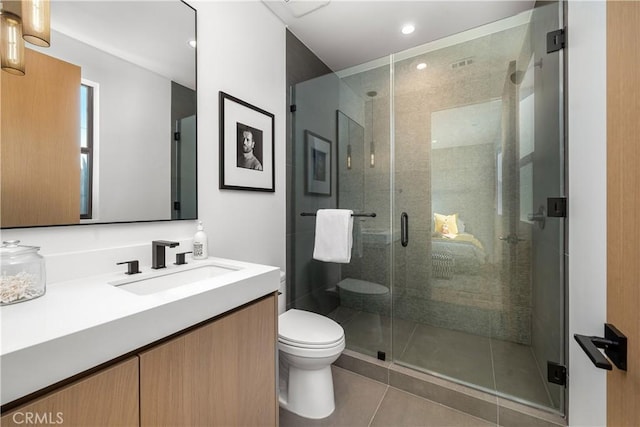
[0,357,139,427]
[139,294,277,426]
[0,294,277,426]
[1,49,81,227]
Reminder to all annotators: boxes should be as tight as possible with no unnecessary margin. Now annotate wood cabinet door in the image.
[139,294,277,426]
[607,2,640,425]
[1,48,81,227]
[0,357,139,427]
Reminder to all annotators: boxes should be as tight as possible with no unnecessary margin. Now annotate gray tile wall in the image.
[286,31,341,315]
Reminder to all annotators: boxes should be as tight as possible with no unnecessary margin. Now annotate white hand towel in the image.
[313,209,354,263]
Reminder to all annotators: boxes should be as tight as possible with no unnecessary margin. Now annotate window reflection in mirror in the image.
[80,82,95,220]
[0,1,197,228]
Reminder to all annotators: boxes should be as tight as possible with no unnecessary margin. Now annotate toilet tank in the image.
[278,270,286,315]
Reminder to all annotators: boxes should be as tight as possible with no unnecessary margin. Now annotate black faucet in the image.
[116,260,141,275]
[152,240,180,269]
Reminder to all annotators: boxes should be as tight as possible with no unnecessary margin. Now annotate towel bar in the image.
[300,212,376,218]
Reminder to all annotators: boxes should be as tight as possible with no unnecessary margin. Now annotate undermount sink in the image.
[109,263,239,295]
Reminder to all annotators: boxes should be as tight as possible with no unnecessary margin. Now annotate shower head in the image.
[366,91,378,98]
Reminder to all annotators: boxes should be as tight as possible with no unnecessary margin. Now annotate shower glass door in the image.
[290,68,394,360]
[391,1,565,413]
[171,115,197,220]
[290,0,564,415]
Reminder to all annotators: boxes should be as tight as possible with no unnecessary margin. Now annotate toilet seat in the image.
[278,336,345,359]
[279,336,344,349]
[279,309,344,347]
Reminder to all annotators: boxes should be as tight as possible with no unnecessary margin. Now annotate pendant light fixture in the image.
[367,91,377,168]
[0,9,25,75]
[21,0,50,47]
[0,0,50,76]
[370,138,375,168]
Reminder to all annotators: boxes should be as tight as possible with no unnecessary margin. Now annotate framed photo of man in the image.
[305,130,331,196]
[219,91,275,191]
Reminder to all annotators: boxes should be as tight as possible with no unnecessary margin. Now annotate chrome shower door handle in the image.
[401,212,409,247]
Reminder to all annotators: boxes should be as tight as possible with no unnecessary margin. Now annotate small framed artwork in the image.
[219,91,275,192]
[305,130,331,196]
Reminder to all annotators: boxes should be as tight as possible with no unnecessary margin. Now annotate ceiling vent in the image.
[450,57,475,70]
[283,0,330,18]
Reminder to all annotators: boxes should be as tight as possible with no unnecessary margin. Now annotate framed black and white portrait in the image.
[305,130,331,196]
[219,91,275,192]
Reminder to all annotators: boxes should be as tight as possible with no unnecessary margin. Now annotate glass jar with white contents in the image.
[0,240,46,305]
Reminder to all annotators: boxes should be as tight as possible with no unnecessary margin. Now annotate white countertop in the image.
[0,257,280,405]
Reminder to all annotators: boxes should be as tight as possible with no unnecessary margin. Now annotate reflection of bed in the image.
[432,232,486,275]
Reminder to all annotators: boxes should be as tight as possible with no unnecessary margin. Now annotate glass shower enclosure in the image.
[290,1,565,414]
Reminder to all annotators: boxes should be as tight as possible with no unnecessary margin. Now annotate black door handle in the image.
[574,323,627,371]
[401,212,408,247]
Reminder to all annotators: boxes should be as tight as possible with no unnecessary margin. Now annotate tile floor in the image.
[279,366,494,427]
[327,307,561,410]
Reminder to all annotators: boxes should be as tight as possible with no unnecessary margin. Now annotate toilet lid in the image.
[279,309,344,346]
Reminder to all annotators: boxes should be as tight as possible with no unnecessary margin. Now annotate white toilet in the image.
[278,272,345,419]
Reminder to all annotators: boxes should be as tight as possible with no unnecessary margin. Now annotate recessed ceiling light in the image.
[188,40,197,48]
[401,24,415,35]
[416,62,427,70]
[432,140,438,144]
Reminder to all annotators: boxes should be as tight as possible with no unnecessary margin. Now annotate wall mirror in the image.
[430,100,502,263]
[0,1,197,228]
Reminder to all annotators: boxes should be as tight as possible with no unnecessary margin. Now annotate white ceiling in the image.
[47,1,533,87]
[50,1,196,89]
[262,0,535,72]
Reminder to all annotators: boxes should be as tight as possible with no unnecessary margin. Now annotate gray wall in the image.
[285,30,337,313]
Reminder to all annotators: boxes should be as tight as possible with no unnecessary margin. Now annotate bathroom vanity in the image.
[0,257,279,426]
